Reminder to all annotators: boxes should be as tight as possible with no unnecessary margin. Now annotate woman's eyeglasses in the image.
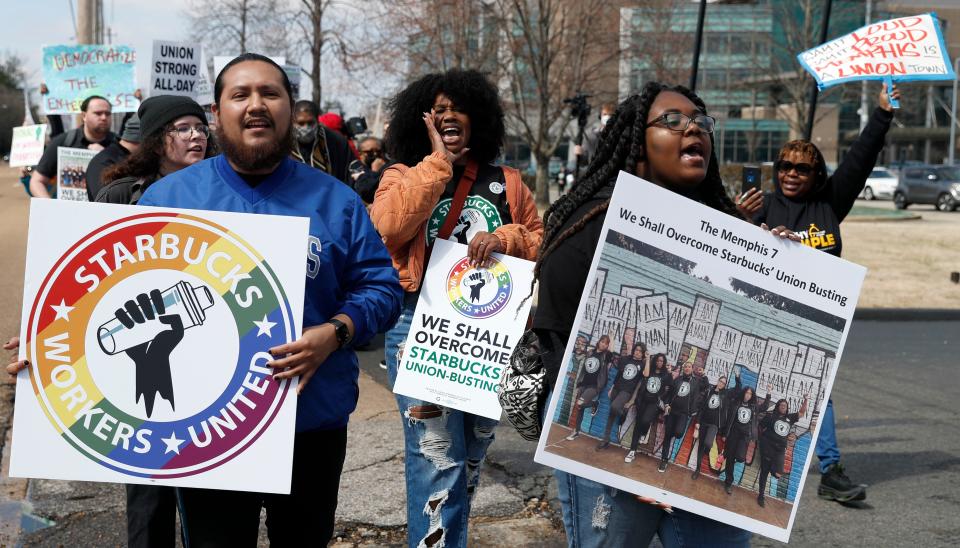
[775,160,814,176]
[647,112,716,134]
[168,125,210,140]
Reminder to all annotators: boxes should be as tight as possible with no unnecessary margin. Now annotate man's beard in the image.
[216,122,293,173]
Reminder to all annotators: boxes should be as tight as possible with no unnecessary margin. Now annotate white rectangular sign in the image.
[56,147,97,202]
[392,238,534,420]
[10,124,47,167]
[12,200,307,493]
[151,40,201,97]
[535,171,866,542]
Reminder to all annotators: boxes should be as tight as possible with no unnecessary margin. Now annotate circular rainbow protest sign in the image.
[446,257,513,319]
[24,212,295,478]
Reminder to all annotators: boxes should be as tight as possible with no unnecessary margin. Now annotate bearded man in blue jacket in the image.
[138,53,402,547]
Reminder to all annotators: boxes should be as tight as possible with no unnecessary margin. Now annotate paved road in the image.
[0,166,957,546]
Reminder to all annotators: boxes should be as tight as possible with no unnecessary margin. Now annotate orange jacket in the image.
[371,151,543,292]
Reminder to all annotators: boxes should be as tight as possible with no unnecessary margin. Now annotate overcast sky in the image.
[3,0,392,116]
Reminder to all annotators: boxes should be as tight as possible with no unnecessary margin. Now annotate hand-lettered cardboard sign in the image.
[42,45,139,114]
[797,12,955,89]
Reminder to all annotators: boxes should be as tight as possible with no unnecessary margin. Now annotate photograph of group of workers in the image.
[542,229,843,531]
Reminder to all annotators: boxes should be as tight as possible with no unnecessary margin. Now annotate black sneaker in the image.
[596,441,610,451]
[818,463,867,502]
[724,483,733,495]
[658,461,667,473]
[757,494,765,507]
[691,469,700,480]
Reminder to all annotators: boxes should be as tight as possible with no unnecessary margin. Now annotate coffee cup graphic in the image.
[97,281,215,355]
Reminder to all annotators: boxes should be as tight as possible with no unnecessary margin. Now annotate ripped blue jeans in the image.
[386,293,499,548]
[557,471,752,547]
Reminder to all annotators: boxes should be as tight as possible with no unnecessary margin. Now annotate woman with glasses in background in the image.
[97,94,213,547]
[736,84,901,506]
[97,95,214,205]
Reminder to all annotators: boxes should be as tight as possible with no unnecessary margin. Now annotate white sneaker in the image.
[624,451,636,463]
[565,432,580,441]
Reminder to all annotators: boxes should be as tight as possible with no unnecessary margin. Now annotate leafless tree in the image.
[187,0,293,60]
[757,0,861,137]
[496,0,619,204]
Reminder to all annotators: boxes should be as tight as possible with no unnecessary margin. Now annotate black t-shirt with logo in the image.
[639,368,670,404]
[730,401,756,435]
[578,350,611,389]
[700,388,726,426]
[666,374,701,416]
[760,409,801,454]
[613,360,643,394]
[35,128,116,178]
[425,163,512,247]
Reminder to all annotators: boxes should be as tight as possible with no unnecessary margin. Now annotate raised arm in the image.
[828,85,899,221]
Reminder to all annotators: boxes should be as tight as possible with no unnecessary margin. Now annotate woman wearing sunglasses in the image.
[737,84,900,506]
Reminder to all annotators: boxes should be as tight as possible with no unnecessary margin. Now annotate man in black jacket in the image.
[291,100,354,185]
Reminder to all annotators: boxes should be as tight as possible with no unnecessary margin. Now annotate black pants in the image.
[629,401,661,451]
[757,448,785,497]
[177,427,348,548]
[601,390,632,442]
[127,484,177,548]
[572,386,600,433]
[660,413,689,463]
[723,429,749,486]
[694,423,719,473]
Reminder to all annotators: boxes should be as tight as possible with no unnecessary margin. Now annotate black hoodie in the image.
[756,107,893,257]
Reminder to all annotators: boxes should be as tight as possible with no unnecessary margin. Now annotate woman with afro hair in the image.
[370,68,542,548]
[531,82,752,546]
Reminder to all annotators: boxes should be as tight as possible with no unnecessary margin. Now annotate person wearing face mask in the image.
[691,368,739,480]
[291,99,354,185]
[574,102,616,175]
[755,390,808,508]
[531,82,752,546]
[370,68,542,548]
[736,86,901,505]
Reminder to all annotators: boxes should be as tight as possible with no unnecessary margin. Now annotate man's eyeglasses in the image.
[775,160,814,176]
[168,125,210,140]
[647,112,716,134]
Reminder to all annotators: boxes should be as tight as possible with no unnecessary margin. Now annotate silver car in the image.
[894,165,960,211]
[859,167,898,200]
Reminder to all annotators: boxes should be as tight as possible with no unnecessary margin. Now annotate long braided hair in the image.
[533,82,738,283]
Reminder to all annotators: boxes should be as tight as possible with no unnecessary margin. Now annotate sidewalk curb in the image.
[854,308,960,321]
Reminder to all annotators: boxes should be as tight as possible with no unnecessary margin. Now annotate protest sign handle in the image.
[885,78,900,110]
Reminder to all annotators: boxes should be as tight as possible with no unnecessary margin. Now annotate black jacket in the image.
[699,374,739,427]
[756,107,893,257]
[663,374,704,416]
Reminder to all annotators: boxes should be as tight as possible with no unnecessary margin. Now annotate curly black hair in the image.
[385,69,505,166]
[533,82,738,283]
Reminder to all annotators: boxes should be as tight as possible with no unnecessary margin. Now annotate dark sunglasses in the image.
[776,160,814,176]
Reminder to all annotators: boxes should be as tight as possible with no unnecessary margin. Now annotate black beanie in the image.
[138,95,207,140]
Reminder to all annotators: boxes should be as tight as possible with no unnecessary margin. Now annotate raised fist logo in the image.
[97,281,214,418]
[466,271,488,302]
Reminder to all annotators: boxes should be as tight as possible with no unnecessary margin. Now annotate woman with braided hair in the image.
[531,82,751,546]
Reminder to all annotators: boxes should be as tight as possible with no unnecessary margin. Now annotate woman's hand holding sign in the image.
[468,231,502,266]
